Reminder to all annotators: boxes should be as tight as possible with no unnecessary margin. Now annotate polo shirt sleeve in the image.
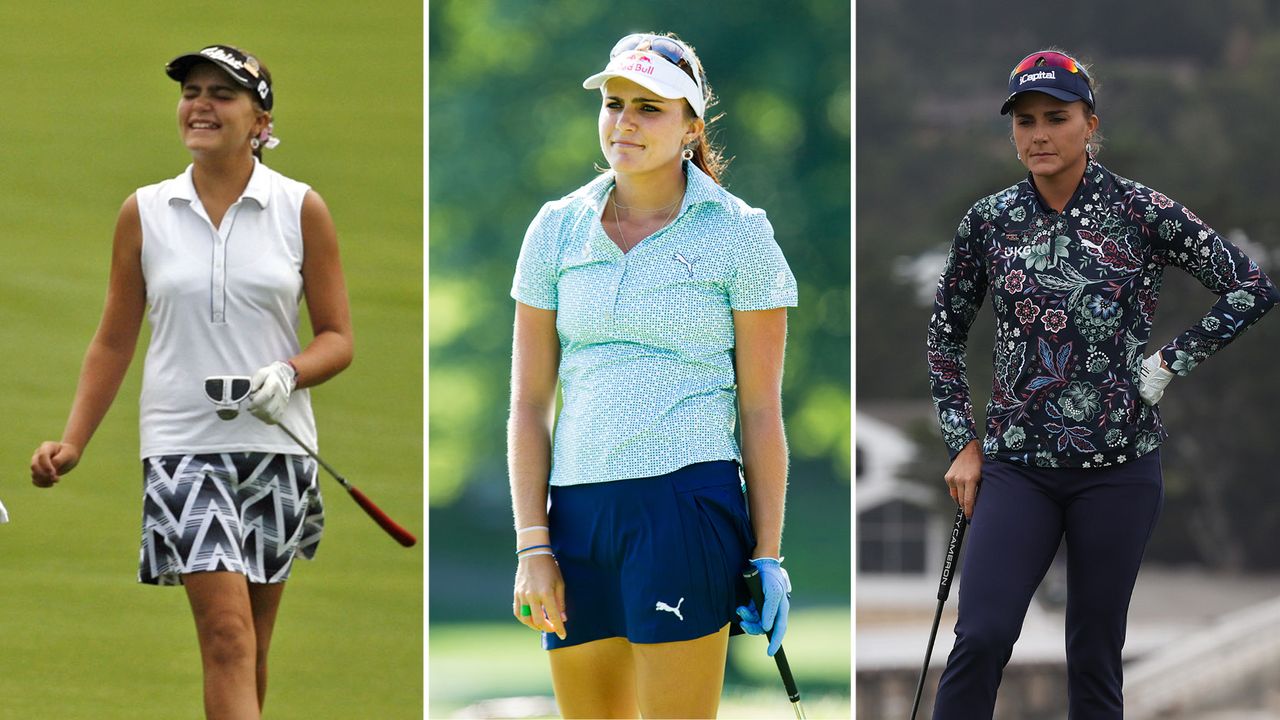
[1139,187,1280,376]
[927,205,988,458]
[728,210,799,311]
[510,201,562,310]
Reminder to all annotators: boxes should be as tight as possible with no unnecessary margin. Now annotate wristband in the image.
[517,550,555,560]
[516,544,553,556]
[516,525,549,534]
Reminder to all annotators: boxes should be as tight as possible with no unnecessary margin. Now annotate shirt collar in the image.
[584,160,727,216]
[165,158,272,209]
[1022,157,1104,213]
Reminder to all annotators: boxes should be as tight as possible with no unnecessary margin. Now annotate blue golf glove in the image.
[735,557,791,656]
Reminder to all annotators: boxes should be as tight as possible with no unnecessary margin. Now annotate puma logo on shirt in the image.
[674,253,697,277]
[655,597,685,621]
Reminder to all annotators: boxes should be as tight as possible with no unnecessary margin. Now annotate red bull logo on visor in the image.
[620,52,656,76]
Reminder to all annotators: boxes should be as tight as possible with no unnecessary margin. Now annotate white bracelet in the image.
[517,525,550,534]
[518,550,555,560]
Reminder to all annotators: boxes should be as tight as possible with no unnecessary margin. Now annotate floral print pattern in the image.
[927,160,1279,467]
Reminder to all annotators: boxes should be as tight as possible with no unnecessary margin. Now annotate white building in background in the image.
[855,411,945,577]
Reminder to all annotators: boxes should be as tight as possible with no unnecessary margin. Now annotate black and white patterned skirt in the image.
[138,453,324,586]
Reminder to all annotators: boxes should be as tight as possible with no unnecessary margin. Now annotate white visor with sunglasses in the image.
[583,50,706,118]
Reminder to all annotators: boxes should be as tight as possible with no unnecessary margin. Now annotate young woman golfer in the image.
[30,45,352,720]
[927,48,1279,718]
[507,32,798,718]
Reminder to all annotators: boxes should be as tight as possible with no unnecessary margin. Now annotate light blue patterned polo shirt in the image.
[511,162,799,487]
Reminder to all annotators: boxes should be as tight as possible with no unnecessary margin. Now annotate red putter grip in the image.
[347,485,418,547]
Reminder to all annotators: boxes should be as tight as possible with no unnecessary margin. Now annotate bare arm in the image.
[507,302,565,638]
[508,302,559,529]
[734,307,790,558]
[31,194,146,485]
[293,190,354,388]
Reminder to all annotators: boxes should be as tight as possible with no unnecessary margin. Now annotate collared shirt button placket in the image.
[209,203,238,325]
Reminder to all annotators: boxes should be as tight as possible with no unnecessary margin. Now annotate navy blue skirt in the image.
[543,461,756,649]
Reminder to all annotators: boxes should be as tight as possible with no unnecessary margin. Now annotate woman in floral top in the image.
[926,49,1279,719]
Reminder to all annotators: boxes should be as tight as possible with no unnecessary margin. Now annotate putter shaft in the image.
[274,421,352,490]
[910,598,945,720]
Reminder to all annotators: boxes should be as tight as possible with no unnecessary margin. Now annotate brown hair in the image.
[685,102,728,184]
[666,33,728,184]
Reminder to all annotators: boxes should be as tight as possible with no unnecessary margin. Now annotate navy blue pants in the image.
[933,450,1163,720]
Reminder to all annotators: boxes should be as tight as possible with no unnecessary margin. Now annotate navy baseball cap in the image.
[1000,50,1094,115]
[166,45,273,111]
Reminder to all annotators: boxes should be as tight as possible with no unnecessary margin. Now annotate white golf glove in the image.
[1138,352,1174,406]
[247,361,297,424]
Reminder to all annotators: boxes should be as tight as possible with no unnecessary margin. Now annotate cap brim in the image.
[165,53,253,88]
[583,69,681,99]
[582,69,705,117]
[165,54,206,82]
[1000,88,1090,115]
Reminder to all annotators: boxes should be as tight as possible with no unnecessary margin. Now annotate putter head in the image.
[204,375,252,420]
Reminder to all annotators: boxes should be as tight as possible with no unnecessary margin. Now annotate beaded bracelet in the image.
[516,544,553,556]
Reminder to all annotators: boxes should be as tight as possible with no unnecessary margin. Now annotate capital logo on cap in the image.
[1020,70,1056,84]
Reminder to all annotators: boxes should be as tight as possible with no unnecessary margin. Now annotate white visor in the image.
[583,50,705,117]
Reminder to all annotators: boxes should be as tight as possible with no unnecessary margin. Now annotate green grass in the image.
[429,610,850,718]
[0,3,421,717]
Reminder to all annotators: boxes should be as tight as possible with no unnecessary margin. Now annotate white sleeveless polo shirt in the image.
[136,159,318,458]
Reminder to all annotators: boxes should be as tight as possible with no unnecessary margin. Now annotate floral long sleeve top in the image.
[927,160,1279,468]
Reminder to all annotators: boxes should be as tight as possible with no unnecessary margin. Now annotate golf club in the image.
[910,505,969,720]
[743,565,806,720]
[203,375,418,547]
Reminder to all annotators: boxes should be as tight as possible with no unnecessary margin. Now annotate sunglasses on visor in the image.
[610,34,702,88]
[1009,51,1090,82]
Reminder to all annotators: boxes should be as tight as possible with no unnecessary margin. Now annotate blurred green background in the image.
[428,0,850,716]
[0,2,422,718]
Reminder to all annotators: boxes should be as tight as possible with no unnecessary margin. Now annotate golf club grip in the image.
[273,421,418,548]
[346,485,418,547]
[937,506,969,601]
[743,568,802,703]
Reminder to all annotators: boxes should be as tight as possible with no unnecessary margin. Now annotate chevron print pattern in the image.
[138,453,324,586]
